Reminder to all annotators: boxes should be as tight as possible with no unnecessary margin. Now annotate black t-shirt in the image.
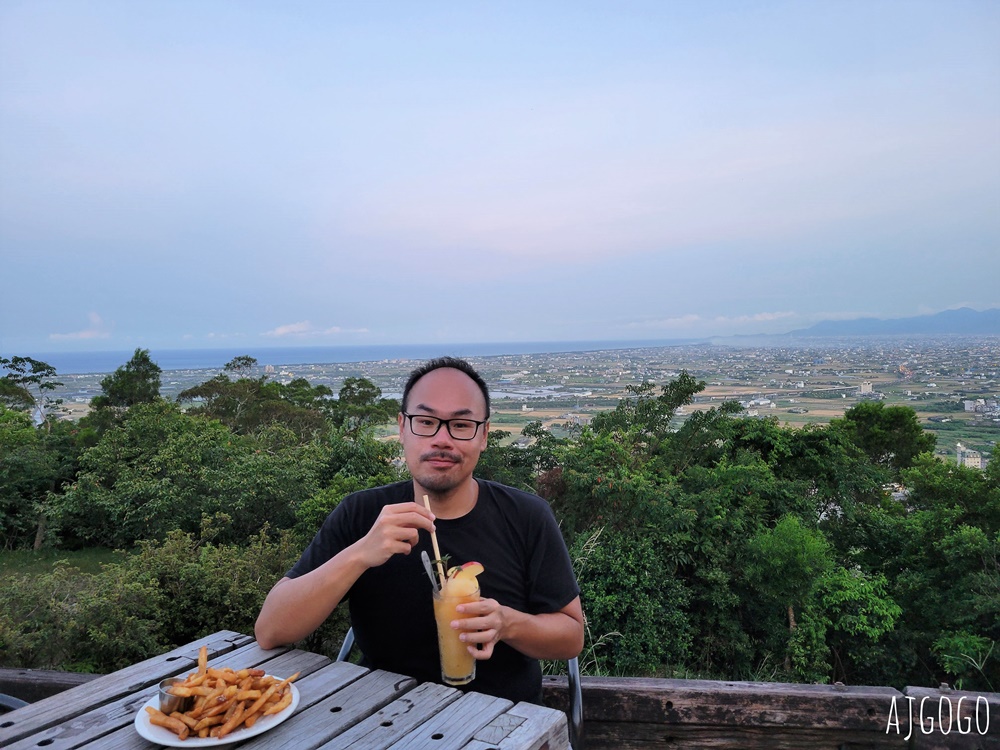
[286,479,580,704]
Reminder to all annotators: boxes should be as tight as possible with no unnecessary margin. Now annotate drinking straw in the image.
[422,494,447,585]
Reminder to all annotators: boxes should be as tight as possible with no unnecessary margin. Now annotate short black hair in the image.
[401,356,491,419]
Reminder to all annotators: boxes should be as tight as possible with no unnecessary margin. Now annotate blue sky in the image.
[2,0,998,354]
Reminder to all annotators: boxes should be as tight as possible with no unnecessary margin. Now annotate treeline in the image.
[1,350,997,693]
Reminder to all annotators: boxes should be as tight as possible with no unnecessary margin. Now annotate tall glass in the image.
[432,583,480,685]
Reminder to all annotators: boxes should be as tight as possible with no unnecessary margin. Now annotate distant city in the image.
[41,334,999,466]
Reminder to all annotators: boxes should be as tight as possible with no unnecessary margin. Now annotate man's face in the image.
[399,367,489,495]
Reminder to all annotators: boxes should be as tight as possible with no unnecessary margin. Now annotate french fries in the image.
[148,646,299,740]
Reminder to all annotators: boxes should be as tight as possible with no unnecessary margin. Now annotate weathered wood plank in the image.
[3,683,152,750]
[0,630,254,746]
[244,668,418,750]
[83,659,369,750]
[75,724,160,750]
[322,681,460,750]
[387,690,512,750]
[463,700,571,750]
[580,721,908,749]
[1,636,315,750]
[464,711,526,748]
[544,676,912,749]
[550,676,903,730]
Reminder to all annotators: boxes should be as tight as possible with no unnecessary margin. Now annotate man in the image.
[255,356,584,703]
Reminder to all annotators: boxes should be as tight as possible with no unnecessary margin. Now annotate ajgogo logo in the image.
[886,694,991,740]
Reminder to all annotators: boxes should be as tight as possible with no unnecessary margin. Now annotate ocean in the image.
[17,339,699,375]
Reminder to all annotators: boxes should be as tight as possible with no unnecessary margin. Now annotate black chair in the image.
[337,627,584,749]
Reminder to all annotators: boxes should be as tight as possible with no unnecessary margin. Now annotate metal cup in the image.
[158,677,192,714]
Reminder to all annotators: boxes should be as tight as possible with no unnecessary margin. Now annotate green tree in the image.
[50,401,324,547]
[831,402,936,477]
[296,427,404,536]
[224,355,258,379]
[590,371,705,448]
[93,348,161,408]
[571,526,692,676]
[0,408,82,549]
[818,566,901,684]
[825,447,999,689]
[897,454,1000,690]
[0,356,64,426]
[177,361,328,439]
[83,348,163,434]
[476,421,565,492]
[744,515,835,679]
[328,377,399,433]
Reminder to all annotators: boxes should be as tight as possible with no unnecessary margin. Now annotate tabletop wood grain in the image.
[0,631,570,750]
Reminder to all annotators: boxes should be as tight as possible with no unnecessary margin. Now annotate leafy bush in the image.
[0,560,165,671]
[571,526,692,676]
[0,527,343,672]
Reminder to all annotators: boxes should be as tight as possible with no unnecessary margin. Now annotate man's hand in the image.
[255,501,436,650]
[452,596,585,662]
[355,502,436,569]
[452,597,506,659]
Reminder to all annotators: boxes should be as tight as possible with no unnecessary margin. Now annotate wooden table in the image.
[0,630,569,750]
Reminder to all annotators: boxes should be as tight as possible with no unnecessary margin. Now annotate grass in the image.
[0,547,125,577]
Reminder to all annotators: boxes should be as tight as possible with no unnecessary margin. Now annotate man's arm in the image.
[453,595,585,661]
[254,549,366,649]
[255,502,435,650]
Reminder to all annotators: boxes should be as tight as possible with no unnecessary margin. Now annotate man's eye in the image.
[452,421,474,431]
[416,418,437,427]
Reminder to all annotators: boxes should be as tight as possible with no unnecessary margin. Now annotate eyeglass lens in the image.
[408,415,481,439]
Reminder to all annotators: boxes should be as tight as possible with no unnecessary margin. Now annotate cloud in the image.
[49,312,111,341]
[262,321,370,338]
[263,321,313,337]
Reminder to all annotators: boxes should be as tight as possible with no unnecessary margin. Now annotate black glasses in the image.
[402,412,487,440]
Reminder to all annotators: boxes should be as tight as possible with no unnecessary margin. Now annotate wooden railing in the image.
[0,668,98,704]
[542,676,1000,749]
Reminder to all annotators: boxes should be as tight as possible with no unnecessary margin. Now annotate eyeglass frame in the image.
[401,412,488,440]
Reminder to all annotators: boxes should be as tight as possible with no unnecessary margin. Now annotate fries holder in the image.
[158,677,193,714]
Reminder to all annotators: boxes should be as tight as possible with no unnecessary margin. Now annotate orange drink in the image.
[432,561,484,686]
[432,581,479,685]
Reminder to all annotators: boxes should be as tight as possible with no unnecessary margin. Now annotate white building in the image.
[956,443,985,469]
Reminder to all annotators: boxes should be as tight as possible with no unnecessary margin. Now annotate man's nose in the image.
[431,423,457,446]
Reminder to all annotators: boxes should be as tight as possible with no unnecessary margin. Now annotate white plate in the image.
[133,680,300,747]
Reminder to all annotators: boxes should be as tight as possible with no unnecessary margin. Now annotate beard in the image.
[413,472,463,493]
[410,450,469,494]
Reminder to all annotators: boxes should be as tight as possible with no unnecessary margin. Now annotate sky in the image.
[2,1,999,355]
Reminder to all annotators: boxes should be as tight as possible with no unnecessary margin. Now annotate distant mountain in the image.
[788,307,1000,337]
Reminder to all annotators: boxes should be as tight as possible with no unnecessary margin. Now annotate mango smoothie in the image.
[432,561,483,685]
